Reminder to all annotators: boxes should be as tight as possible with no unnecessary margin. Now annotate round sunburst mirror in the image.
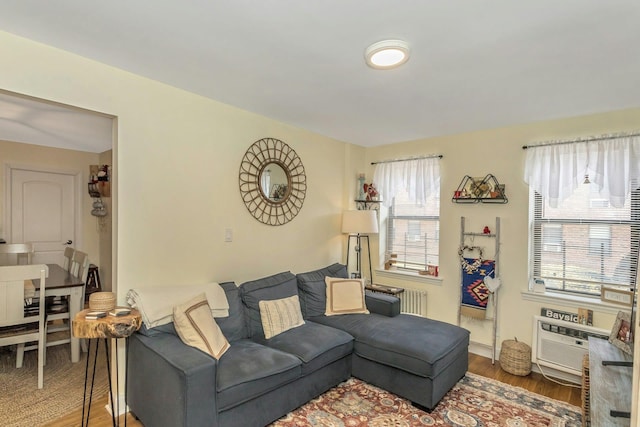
[239,138,307,226]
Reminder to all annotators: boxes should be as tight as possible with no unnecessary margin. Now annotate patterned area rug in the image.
[272,373,581,426]
[0,341,109,427]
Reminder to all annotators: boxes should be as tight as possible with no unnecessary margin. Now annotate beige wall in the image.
[0,139,101,266]
[365,107,640,349]
[0,30,350,296]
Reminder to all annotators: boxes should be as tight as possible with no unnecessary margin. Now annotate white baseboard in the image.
[469,340,581,385]
[469,341,494,359]
[530,362,581,385]
[104,392,128,417]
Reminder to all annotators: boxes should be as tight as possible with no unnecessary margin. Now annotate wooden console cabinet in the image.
[588,337,633,426]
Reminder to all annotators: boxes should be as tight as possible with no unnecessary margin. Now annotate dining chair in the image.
[48,249,88,316]
[18,250,91,361]
[62,247,75,271]
[49,246,74,318]
[0,243,34,266]
[0,264,48,389]
[70,250,91,352]
[70,250,91,286]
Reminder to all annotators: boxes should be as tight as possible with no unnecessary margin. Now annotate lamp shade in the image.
[342,210,379,234]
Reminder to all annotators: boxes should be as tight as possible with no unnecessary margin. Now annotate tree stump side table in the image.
[72,308,142,427]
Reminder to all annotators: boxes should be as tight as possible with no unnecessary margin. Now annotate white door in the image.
[8,167,79,265]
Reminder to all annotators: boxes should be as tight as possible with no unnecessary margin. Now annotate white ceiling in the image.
[0,0,639,151]
[0,91,114,153]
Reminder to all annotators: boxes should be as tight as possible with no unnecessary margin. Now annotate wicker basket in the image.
[88,291,116,311]
[499,338,532,376]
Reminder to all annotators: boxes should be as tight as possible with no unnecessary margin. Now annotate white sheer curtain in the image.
[373,157,440,208]
[524,134,640,208]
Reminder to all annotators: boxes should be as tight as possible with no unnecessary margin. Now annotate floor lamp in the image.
[342,210,379,282]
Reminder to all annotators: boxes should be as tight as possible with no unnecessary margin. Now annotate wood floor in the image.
[45,353,582,427]
[468,352,582,407]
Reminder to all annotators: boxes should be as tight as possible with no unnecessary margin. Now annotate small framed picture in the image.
[608,310,633,355]
[601,286,634,307]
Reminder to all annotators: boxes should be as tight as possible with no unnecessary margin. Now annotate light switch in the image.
[224,228,233,242]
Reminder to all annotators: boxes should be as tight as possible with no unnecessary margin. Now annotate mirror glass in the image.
[260,163,289,201]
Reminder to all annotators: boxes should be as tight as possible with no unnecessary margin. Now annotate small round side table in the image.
[72,308,142,427]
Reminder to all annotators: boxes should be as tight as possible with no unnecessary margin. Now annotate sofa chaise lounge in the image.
[126,263,470,427]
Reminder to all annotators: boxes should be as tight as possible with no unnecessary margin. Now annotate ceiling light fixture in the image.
[365,39,410,70]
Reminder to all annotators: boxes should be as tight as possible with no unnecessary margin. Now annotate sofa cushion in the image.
[325,277,369,316]
[216,339,302,411]
[254,321,354,376]
[240,271,298,338]
[296,263,348,318]
[259,295,305,339]
[310,313,470,378]
[365,291,401,317]
[215,281,249,342]
[173,293,230,360]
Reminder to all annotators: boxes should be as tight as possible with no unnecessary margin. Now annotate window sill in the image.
[521,290,631,315]
[374,269,443,286]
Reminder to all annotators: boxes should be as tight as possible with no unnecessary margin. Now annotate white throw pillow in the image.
[325,277,369,316]
[173,293,230,359]
[259,295,305,339]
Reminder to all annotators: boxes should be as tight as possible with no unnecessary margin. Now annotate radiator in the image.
[399,289,427,316]
[531,315,609,376]
[367,287,427,316]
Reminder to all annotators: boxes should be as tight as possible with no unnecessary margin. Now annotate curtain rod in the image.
[522,130,640,150]
[371,154,443,165]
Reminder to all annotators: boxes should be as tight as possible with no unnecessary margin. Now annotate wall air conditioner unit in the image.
[531,315,609,376]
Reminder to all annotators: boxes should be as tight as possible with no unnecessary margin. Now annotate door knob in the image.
[65,240,73,245]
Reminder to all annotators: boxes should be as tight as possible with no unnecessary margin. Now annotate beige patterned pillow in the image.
[259,295,305,339]
[325,277,369,316]
[173,293,230,359]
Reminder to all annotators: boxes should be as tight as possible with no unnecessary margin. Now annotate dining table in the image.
[31,263,85,363]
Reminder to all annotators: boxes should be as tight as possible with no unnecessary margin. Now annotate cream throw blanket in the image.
[126,282,229,329]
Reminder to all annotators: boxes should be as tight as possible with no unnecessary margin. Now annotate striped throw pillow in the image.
[259,295,305,339]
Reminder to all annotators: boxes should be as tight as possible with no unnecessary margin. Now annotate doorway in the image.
[0,89,115,292]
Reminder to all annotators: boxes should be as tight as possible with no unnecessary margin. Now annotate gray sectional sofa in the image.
[127,263,470,427]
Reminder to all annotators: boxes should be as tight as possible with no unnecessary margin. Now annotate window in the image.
[542,224,562,253]
[588,225,611,256]
[373,156,441,273]
[386,189,440,271]
[407,220,422,242]
[531,183,639,296]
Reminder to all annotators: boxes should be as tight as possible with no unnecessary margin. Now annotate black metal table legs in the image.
[81,338,124,427]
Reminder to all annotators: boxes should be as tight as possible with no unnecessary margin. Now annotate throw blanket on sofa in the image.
[460,259,494,320]
[127,283,229,328]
